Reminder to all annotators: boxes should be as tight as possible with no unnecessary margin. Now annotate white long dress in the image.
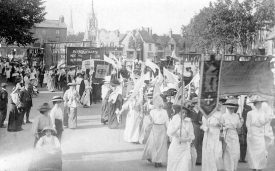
[201,111,223,171]
[221,111,242,171]
[246,107,274,170]
[123,100,142,143]
[167,114,195,171]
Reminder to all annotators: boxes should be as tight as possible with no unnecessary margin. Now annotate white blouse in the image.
[150,108,169,127]
[50,105,63,127]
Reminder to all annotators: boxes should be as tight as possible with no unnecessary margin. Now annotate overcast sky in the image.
[44,0,214,35]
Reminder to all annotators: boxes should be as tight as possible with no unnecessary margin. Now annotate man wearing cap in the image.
[0,83,8,128]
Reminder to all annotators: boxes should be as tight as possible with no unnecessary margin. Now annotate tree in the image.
[182,0,275,54]
[0,0,46,46]
[66,32,85,42]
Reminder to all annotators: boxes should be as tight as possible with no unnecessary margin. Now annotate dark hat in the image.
[67,82,78,86]
[223,98,239,107]
[38,103,51,112]
[173,101,192,114]
[110,79,120,87]
[42,126,56,134]
[51,96,64,102]
[1,83,8,87]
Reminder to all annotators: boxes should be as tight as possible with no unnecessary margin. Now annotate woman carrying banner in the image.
[221,98,243,171]
[201,101,224,171]
[119,91,143,143]
[142,95,169,168]
[167,103,195,171]
[107,79,123,129]
[246,96,274,171]
[101,76,112,124]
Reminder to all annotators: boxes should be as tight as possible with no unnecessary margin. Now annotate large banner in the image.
[220,57,274,99]
[66,47,103,66]
[198,54,222,118]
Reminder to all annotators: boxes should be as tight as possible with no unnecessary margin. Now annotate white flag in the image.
[104,55,117,68]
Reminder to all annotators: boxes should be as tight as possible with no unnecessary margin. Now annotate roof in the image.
[119,34,127,43]
[35,20,67,29]
[138,30,155,43]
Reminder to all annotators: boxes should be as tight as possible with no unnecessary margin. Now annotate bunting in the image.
[163,68,179,85]
[145,59,160,73]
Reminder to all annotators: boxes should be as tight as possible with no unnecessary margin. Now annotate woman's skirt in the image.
[55,119,63,141]
[124,110,142,143]
[139,115,152,144]
[80,89,92,107]
[63,104,69,127]
[7,111,20,132]
[68,107,77,129]
[167,140,192,171]
[142,124,168,163]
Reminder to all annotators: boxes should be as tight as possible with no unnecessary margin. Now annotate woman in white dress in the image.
[142,95,169,168]
[167,103,195,171]
[201,103,224,171]
[120,92,143,143]
[246,96,274,171]
[43,70,49,87]
[221,98,243,171]
[47,68,55,92]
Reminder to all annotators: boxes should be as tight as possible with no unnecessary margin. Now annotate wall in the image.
[32,27,67,44]
[143,42,157,61]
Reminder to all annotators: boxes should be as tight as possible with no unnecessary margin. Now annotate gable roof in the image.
[119,34,127,43]
[35,20,67,29]
[138,30,155,43]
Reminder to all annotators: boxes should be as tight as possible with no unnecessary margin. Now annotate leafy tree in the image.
[0,0,46,46]
[182,0,275,54]
[66,32,85,42]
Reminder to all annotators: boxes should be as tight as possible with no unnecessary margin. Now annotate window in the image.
[149,44,152,51]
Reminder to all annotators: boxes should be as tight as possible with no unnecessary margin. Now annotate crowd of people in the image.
[0,57,274,171]
[100,62,275,171]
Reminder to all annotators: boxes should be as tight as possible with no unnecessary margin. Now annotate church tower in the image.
[67,8,74,35]
[84,0,98,44]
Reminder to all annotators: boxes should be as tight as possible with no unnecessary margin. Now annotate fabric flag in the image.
[145,59,160,73]
[163,68,179,85]
[104,55,117,68]
[109,53,121,69]
[174,86,185,105]
[171,49,180,61]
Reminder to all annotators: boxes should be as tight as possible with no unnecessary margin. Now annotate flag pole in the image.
[180,54,185,144]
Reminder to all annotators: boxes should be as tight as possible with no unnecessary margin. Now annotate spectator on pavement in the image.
[0,83,8,128]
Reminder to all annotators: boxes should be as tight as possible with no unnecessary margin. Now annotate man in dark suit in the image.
[0,83,8,128]
[19,84,33,125]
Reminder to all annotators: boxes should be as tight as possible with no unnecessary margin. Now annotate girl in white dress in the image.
[246,96,274,171]
[221,98,243,171]
[167,104,195,171]
[142,95,169,168]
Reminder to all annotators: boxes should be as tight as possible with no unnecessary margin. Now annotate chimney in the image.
[149,28,152,36]
[147,27,150,34]
[169,29,172,38]
[59,15,64,23]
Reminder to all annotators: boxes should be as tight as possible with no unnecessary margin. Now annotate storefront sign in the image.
[66,47,103,66]
[198,54,222,118]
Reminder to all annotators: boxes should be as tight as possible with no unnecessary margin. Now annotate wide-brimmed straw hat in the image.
[67,82,78,86]
[42,126,56,134]
[50,66,55,70]
[223,98,239,107]
[249,96,267,103]
[38,103,51,112]
[1,83,8,87]
[51,96,64,102]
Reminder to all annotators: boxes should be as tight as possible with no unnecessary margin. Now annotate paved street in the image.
[0,89,275,171]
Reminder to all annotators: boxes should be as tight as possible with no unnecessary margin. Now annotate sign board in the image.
[220,57,274,99]
[198,54,222,118]
[66,47,103,66]
[95,64,109,79]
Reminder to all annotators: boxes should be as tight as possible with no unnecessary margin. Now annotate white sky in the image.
[44,0,214,35]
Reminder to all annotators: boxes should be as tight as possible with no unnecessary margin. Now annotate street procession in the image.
[0,0,275,171]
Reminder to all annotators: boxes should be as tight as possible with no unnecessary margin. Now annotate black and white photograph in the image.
[0,0,275,170]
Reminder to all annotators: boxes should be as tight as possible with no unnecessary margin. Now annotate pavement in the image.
[0,86,275,171]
